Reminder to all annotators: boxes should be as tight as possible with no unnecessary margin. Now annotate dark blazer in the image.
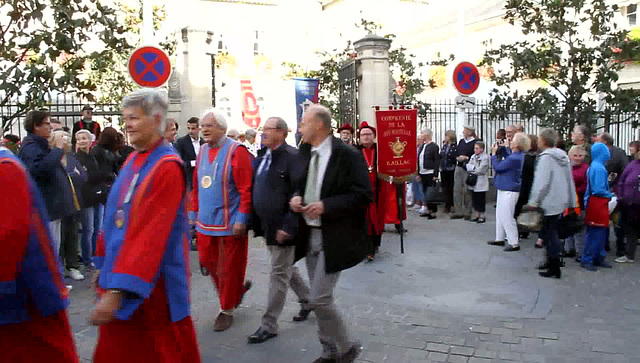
[251,143,302,247]
[440,142,457,172]
[75,150,110,206]
[176,134,204,189]
[418,142,440,177]
[296,137,372,273]
[19,133,74,220]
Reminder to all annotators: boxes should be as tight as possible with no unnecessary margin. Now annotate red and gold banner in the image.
[240,79,261,129]
[375,108,417,182]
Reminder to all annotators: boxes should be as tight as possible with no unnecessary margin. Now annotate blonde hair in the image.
[513,133,531,151]
[75,129,92,140]
[568,145,586,156]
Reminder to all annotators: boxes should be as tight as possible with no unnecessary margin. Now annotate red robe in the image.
[361,146,385,235]
[93,149,200,363]
[0,156,78,363]
[191,143,253,311]
[381,181,407,225]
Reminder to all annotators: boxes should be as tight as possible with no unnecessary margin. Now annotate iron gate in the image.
[338,60,359,129]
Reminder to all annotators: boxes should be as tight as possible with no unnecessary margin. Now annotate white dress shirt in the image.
[190,137,201,167]
[305,135,332,227]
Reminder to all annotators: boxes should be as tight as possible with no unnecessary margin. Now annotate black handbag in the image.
[424,180,445,204]
[557,211,583,239]
[466,173,478,187]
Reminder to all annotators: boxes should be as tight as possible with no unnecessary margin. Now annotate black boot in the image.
[537,260,549,270]
[539,257,561,278]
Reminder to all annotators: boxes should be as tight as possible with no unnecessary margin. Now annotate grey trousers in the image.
[261,245,311,333]
[307,229,352,358]
[453,166,472,216]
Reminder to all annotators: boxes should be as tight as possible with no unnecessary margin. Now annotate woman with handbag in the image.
[488,133,528,251]
[527,129,578,278]
[615,141,640,264]
[466,141,490,223]
[417,129,440,219]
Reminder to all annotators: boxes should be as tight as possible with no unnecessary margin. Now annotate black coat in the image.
[296,137,372,273]
[251,143,302,247]
[176,135,204,189]
[515,151,537,217]
[418,142,440,177]
[75,150,111,206]
[440,142,458,172]
[90,145,118,184]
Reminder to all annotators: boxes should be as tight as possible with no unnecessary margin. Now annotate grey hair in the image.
[538,128,558,149]
[267,117,289,137]
[122,89,169,134]
[245,128,257,138]
[200,108,228,130]
[307,105,332,130]
[227,128,239,136]
[421,129,433,137]
[599,132,614,146]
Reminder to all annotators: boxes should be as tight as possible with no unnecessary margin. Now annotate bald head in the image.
[301,105,333,146]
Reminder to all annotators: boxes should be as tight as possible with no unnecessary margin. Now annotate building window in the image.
[217,34,227,53]
[628,4,637,26]
[253,30,262,55]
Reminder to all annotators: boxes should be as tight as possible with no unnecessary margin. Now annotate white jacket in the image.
[466,153,491,192]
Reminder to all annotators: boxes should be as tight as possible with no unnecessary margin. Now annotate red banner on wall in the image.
[240,79,261,129]
[375,108,417,181]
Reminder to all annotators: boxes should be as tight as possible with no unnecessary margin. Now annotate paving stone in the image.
[450,346,474,357]
[477,334,500,342]
[522,353,547,363]
[498,351,522,360]
[443,337,466,346]
[427,352,448,362]
[469,326,492,334]
[504,322,524,330]
[491,327,513,336]
[464,317,484,325]
[501,335,521,344]
[448,355,469,363]
[468,358,492,363]
[537,332,559,340]
[514,329,537,338]
[427,343,451,354]
[473,350,498,359]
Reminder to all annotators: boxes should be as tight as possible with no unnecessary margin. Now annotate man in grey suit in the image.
[248,117,312,344]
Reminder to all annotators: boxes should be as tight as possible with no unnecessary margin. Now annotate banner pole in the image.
[397,182,405,254]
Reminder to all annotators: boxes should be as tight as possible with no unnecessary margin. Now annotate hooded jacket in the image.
[528,147,577,216]
[585,142,611,206]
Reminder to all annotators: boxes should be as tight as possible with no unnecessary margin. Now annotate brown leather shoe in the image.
[213,312,234,332]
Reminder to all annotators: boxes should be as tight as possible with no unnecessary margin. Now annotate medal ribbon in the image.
[116,151,154,211]
[362,147,375,172]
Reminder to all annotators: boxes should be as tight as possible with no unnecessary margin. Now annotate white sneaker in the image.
[68,268,85,281]
[413,205,422,212]
[419,206,428,214]
[66,285,73,291]
[615,256,634,263]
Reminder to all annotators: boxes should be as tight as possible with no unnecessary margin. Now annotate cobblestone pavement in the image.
[69,207,640,362]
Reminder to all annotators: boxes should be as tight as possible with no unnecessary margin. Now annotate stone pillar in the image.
[176,28,213,134]
[354,34,392,128]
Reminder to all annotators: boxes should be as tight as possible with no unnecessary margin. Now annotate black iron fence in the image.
[421,99,639,152]
[1,93,121,140]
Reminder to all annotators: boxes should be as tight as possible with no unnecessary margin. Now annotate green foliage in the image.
[481,0,640,139]
[0,0,131,131]
[282,19,453,123]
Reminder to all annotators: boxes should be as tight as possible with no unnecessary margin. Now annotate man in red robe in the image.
[356,122,386,261]
[90,89,200,363]
[191,109,254,332]
[0,146,78,363]
[381,178,407,233]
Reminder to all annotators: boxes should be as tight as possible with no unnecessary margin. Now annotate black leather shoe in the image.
[503,245,520,252]
[337,344,363,363]
[247,327,277,344]
[487,240,506,246]
[312,358,336,363]
[293,307,313,322]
